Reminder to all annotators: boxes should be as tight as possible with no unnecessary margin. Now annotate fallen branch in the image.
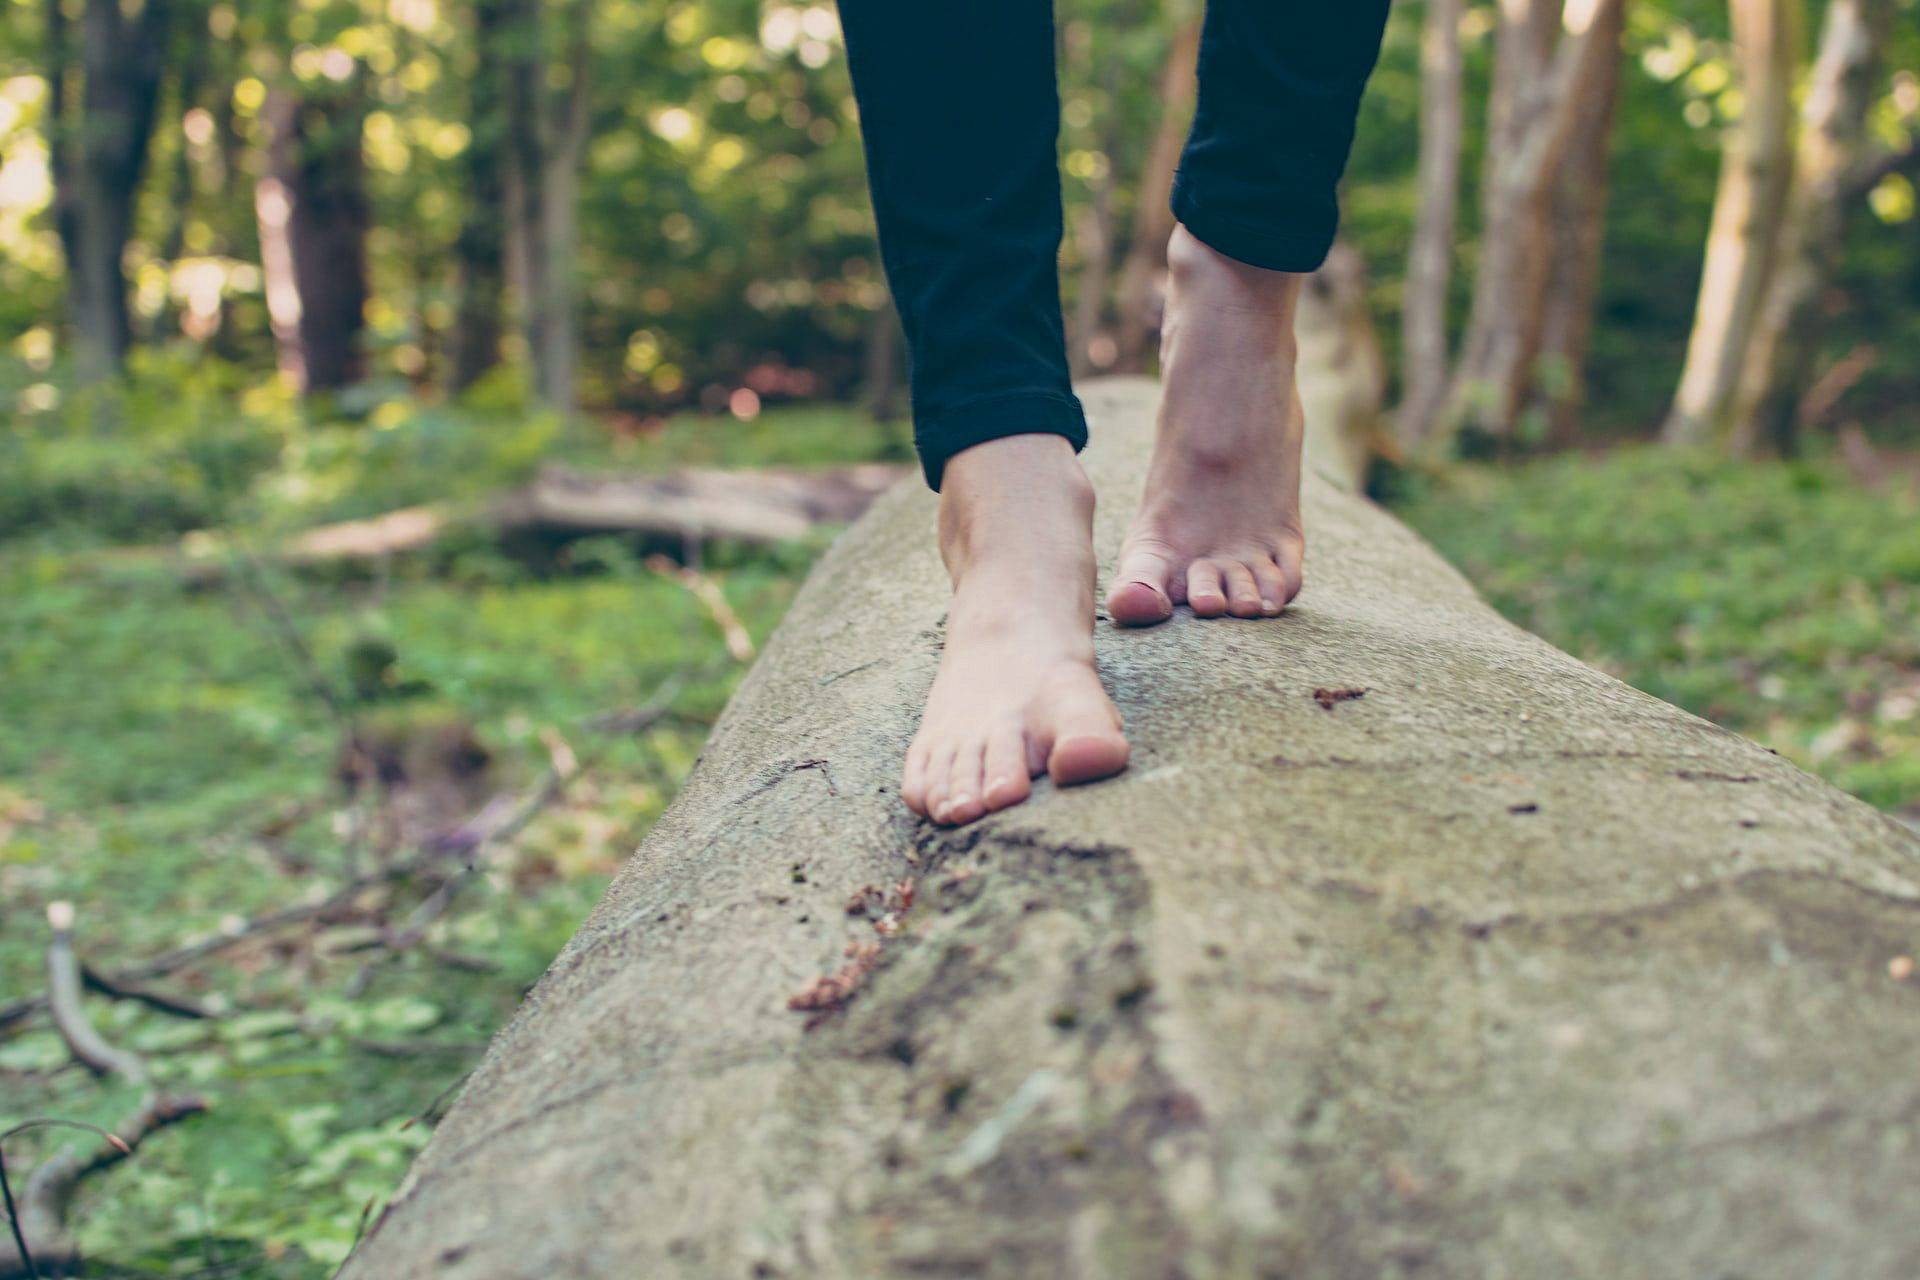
[647,555,755,662]
[4,906,208,1279]
[45,905,145,1085]
[136,463,910,585]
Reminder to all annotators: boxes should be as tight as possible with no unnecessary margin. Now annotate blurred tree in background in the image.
[0,0,1911,448]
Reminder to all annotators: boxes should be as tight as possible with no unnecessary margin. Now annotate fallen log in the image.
[133,462,909,582]
[344,377,1920,1279]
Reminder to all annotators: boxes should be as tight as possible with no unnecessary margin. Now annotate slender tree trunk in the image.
[1661,0,1801,447]
[255,85,371,394]
[1396,0,1466,449]
[1446,0,1623,446]
[58,0,169,379]
[1727,0,1885,453]
[502,0,590,412]
[45,0,79,285]
[449,0,509,393]
[1530,0,1626,439]
[1113,16,1200,372]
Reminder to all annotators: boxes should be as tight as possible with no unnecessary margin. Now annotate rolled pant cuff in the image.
[1171,177,1336,275]
[913,390,1088,490]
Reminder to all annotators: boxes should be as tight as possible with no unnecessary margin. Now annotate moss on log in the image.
[345,378,1920,1279]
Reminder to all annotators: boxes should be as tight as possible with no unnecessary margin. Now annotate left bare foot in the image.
[1107,224,1307,626]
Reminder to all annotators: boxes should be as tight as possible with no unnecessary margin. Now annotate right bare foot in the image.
[900,435,1129,826]
[1106,224,1308,627]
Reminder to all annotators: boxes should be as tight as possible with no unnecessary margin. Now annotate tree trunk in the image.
[448,0,510,393]
[1396,0,1465,450]
[1113,17,1201,373]
[1660,0,1801,447]
[255,84,371,394]
[56,0,169,379]
[341,375,1920,1280]
[1529,0,1626,439]
[1447,0,1625,447]
[1726,0,1886,454]
[502,0,590,412]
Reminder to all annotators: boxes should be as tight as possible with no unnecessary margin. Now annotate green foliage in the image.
[1397,447,1920,812]
[0,398,885,1275]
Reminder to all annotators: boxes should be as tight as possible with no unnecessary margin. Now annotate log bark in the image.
[344,377,1920,1279]
[1661,0,1802,447]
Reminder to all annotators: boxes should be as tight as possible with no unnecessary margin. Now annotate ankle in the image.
[936,434,1093,577]
[1167,224,1304,318]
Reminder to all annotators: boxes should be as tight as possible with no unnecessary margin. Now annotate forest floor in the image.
[2,393,1916,1276]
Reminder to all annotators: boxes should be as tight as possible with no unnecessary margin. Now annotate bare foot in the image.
[901,435,1129,826]
[1107,224,1307,626]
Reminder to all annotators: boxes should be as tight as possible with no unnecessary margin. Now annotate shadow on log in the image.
[343,378,1920,1279]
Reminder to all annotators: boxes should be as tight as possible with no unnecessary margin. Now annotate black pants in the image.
[838,1,1392,488]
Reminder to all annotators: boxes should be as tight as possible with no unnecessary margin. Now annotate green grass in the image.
[0,388,886,1275]
[1395,446,1920,814]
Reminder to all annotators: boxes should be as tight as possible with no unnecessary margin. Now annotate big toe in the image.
[1107,579,1172,627]
[1045,686,1129,787]
[1050,732,1129,786]
[1107,549,1176,627]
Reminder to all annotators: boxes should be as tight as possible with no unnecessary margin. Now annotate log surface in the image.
[345,378,1920,1279]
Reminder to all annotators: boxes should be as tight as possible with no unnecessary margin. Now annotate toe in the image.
[1222,562,1262,618]
[1045,689,1129,788]
[1274,535,1306,603]
[1185,561,1227,618]
[982,725,1033,812]
[941,745,987,826]
[900,741,931,815]
[1107,545,1176,627]
[922,746,956,823]
[1250,558,1289,616]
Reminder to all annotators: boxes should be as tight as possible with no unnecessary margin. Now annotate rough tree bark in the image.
[502,0,591,412]
[447,0,509,393]
[1726,0,1887,453]
[1661,0,1802,447]
[1396,0,1465,450]
[1448,0,1625,445]
[342,376,1920,1279]
[255,84,371,394]
[1113,17,1201,372]
[48,0,170,379]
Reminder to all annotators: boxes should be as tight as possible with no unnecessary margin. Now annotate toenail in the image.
[1261,598,1277,613]
[951,793,973,811]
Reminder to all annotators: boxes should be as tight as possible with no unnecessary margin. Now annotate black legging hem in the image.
[838,0,1389,491]
[914,389,1088,491]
